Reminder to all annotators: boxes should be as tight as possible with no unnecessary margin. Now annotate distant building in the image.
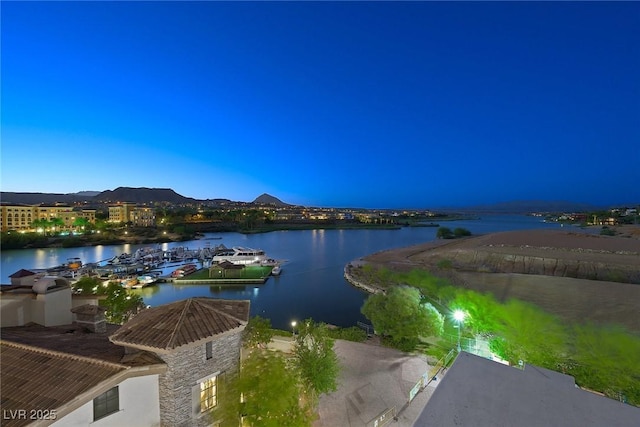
[108,202,156,227]
[1,279,250,427]
[414,352,639,427]
[108,202,136,224]
[0,203,96,233]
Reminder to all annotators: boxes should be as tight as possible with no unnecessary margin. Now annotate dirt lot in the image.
[362,226,640,332]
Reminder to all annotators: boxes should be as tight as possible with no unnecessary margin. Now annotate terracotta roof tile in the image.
[0,340,126,427]
[1,323,165,367]
[109,298,250,351]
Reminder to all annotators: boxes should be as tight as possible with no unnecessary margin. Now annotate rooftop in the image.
[109,297,250,352]
[414,352,640,427]
[0,340,127,427]
[1,323,164,367]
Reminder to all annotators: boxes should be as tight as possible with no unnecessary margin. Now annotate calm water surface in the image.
[1,215,562,329]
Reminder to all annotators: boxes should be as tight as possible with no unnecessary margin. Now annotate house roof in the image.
[0,323,164,367]
[215,260,245,269]
[0,340,127,427]
[109,298,250,351]
[414,352,640,427]
[8,269,37,278]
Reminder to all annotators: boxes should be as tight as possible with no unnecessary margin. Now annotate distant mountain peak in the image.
[95,187,196,204]
[253,193,289,207]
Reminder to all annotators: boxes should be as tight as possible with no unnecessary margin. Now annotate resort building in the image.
[0,279,250,427]
[130,206,156,227]
[0,204,96,233]
[0,204,36,232]
[108,203,156,227]
[108,202,136,224]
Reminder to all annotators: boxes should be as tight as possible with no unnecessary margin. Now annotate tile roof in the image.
[1,323,164,367]
[109,298,250,351]
[0,340,126,427]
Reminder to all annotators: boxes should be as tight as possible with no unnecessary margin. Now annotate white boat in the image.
[133,274,159,288]
[270,265,282,276]
[211,246,269,265]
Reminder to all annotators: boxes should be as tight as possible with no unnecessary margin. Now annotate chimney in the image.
[71,304,107,333]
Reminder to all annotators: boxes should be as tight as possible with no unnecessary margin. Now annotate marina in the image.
[9,242,284,290]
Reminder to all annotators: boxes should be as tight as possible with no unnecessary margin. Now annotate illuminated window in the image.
[200,375,217,412]
[93,386,119,421]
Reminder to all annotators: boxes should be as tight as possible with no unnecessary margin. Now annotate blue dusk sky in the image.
[1,1,638,209]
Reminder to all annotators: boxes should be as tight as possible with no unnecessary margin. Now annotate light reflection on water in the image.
[0,215,562,329]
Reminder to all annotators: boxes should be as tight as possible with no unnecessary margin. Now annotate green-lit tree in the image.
[450,289,502,335]
[361,286,444,349]
[72,217,91,232]
[570,324,640,405]
[244,315,275,349]
[492,299,568,368]
[216,350,314,427]
[73,276,107,294]
[293,320,340,398]
[49,217,65,234]
[72,277,145,324]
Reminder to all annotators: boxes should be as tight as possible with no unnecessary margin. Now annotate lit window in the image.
[200,375,217,412]
[206,341,213,360]
[93,386,119,421]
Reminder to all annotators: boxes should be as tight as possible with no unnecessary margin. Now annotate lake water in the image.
[0,215,563,329]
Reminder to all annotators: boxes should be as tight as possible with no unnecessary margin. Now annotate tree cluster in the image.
[216,317,340,427]
[436,226,472,239]
[72,276,146,324]
[358,265,640,405]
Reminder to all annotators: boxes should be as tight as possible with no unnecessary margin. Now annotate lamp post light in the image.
[291,320,297,338]
[453,310,466,353]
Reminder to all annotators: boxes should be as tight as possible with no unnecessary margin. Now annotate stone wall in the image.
[158,330,243,427]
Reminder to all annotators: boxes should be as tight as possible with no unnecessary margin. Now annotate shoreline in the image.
[343,260,385,294]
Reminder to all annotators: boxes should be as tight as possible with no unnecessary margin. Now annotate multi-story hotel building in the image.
[0,204,96,233]
[108,202,156,227]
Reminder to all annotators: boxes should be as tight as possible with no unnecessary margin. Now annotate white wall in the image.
[0,295,32,327]
[51,375,160,427]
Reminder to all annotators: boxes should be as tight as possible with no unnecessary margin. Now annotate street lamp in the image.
[453,310,465,352]
[291,320,297,337]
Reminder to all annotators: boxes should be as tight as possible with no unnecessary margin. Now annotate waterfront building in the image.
[108,202,156,227]
[0,203,36,232]
[108,202,136,224]
[130,206,156,227]
[1,280,250,427]
[0,204,96,233]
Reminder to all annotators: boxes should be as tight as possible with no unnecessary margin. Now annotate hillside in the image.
[253,193,290,207]
[94,187,197,204]
[0,192,93,205]
[0,188,291,207]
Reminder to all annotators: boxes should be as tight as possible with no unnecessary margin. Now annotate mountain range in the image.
[0,187,291,207]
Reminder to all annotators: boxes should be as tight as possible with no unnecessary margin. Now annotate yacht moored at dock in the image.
[211,246,269,265]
